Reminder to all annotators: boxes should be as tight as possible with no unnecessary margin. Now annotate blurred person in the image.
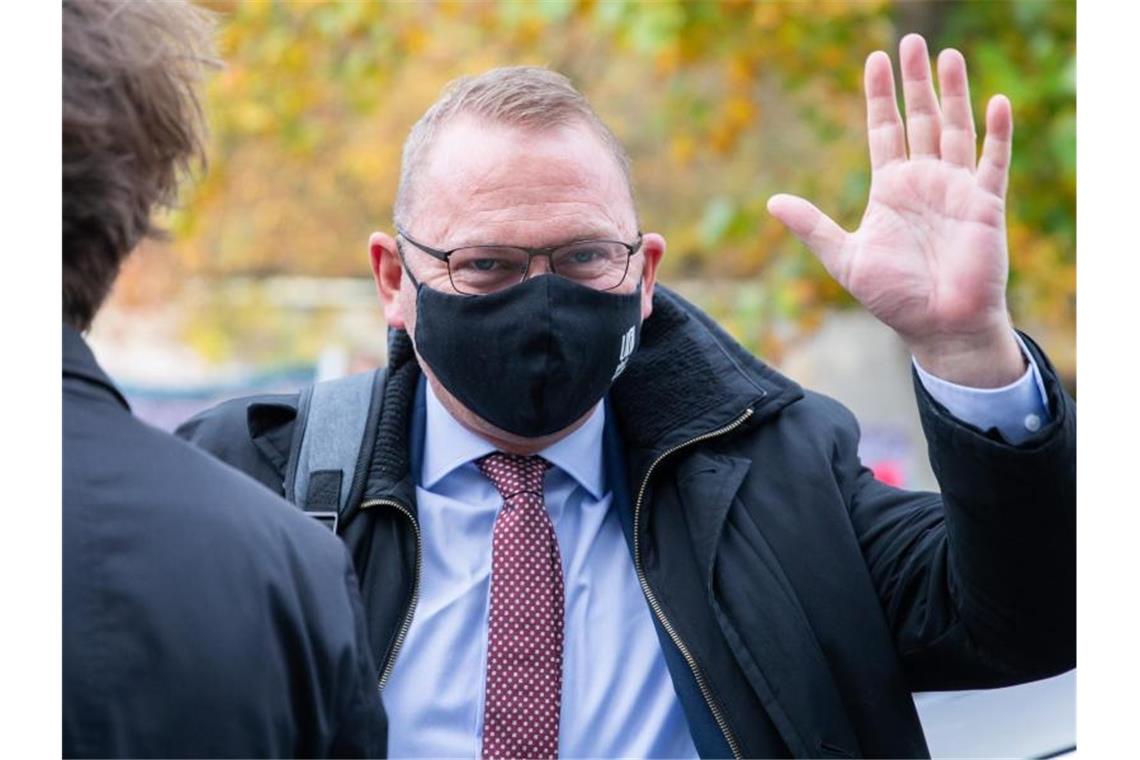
[62,1,386,756]
[181,37,1074,759]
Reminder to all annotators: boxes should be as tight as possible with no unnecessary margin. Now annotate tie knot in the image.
[477,452,550,501]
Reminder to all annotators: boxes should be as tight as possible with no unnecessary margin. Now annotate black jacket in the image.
[178,287,1076,759]
[63,326,388,758]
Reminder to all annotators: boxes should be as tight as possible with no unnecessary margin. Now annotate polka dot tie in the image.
[477,452,563,760]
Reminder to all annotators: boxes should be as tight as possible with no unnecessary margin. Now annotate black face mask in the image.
[411,274,642,438]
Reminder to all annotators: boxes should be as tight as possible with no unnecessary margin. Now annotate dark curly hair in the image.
[63,0,217,330]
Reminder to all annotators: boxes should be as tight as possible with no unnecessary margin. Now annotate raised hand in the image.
[768,33,1026,387]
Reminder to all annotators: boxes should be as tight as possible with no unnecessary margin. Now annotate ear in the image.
[369,231,406,330]
[638,233,665,321]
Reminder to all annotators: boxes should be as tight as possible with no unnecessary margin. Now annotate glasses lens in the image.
[448,247,530,294]
[552,242,630,290]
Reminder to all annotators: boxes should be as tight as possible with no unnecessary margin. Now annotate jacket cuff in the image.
[912,332,1050,445]
[912,331,1072,453]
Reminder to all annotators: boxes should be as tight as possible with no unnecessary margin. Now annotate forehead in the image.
[411,115,635,247]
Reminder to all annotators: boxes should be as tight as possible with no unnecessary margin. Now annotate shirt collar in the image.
[421,381,606,499]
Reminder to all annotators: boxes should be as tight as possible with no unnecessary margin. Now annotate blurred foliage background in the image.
[110,0,1075,379]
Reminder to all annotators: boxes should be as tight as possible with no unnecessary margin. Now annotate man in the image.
[181,36,1074,759]
[62,1,386,756]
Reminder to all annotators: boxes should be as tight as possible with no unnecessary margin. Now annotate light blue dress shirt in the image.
[384,383,700,759]
[383,341,1050,759]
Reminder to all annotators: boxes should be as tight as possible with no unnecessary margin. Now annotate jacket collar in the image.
[362,285,804,509]
[62,324,130,411]
[610,286,803,462]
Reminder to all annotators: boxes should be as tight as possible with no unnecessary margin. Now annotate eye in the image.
[450,248,526,274]
[555,244,610,269]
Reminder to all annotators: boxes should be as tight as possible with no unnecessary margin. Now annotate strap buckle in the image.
[306,509,339,533]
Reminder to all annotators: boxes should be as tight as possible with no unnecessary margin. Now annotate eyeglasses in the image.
[395,226,643,296]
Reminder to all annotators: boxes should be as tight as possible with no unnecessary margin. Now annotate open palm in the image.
[769,34,1020,382]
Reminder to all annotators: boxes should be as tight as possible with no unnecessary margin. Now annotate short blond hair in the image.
[394,66,634,227]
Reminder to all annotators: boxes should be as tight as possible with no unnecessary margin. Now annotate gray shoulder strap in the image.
[284,368,382,531]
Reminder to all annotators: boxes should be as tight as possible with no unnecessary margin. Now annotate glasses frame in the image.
[395,225,643,295]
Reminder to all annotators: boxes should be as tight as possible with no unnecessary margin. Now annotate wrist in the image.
[907,321,1027,389]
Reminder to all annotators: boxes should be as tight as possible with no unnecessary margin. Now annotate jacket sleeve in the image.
[181,396,389,755]
[329,556,389,758]
[175,394,299,497]
[840,332,1075,691]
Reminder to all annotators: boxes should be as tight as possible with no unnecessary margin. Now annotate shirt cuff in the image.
[913,333,1051,445]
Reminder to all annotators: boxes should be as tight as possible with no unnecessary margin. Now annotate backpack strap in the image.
[283,368,386,532]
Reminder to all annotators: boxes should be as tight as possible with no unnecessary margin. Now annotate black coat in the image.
[178,287,1076,759]
[63,326,387,758]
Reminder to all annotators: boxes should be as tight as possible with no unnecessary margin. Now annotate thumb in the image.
[767,194,848,280]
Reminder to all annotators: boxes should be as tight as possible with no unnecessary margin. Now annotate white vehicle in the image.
[915,670,1075,758]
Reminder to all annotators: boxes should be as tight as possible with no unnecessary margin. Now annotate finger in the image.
[936,48,977,169]
[767,194,848,279]
[864,50,906,170]
[977,94,1013,198]
[899,33,941,159]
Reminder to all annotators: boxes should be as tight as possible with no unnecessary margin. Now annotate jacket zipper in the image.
[360,498,422,690]
[633,406,754,760]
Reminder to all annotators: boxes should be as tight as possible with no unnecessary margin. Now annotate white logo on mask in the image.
[611,325,637,380]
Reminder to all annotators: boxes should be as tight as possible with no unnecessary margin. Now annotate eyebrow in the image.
[449,228,631,249]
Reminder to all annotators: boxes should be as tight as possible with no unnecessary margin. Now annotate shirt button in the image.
[1024,413,1041,432]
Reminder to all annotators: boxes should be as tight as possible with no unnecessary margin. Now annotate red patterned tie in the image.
[477,452,563,760]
